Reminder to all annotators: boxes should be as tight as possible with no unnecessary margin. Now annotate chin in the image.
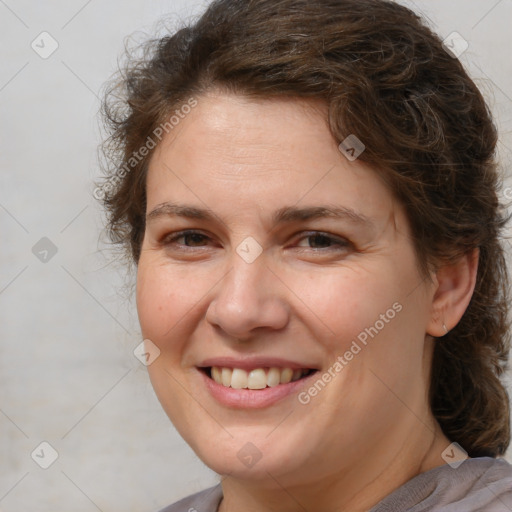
[181,425,315,483]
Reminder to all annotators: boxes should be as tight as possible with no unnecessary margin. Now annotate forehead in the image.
[145,91,402,232]
[153,92,331,170]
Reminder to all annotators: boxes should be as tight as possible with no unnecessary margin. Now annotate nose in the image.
[205,251,290,341]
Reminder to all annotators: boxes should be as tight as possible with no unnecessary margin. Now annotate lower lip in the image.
[199,369,317,409]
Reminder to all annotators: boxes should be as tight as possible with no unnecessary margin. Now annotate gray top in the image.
[158,457,512,511]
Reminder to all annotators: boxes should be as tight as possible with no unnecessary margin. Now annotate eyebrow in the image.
[146,202,374,229]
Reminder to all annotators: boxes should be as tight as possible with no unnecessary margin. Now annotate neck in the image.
[218,421,451,512]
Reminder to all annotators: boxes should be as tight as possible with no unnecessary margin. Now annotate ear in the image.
[426,248,479,337]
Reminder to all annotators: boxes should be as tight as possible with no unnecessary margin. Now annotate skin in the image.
[136,91,478,512]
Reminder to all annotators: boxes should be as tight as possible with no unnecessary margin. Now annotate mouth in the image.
[199,366,318,390]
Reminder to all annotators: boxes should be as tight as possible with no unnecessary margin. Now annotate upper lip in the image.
[198,356,319,371]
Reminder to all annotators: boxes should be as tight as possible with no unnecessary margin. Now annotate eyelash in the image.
[160,230,351,252]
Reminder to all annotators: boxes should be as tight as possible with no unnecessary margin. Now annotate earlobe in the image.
[426,248,479,338]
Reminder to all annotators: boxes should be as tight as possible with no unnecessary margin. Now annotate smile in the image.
[206,366,316,390]
[196,358,320,408]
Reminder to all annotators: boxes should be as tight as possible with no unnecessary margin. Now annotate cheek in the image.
[288,265,403,355]
[136,262,188,343]
[136,258,219,349]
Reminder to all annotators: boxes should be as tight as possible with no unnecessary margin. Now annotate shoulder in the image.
[157,484,223,512]
[372,457,512,511]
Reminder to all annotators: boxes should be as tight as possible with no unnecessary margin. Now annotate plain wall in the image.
[1,1,511,510]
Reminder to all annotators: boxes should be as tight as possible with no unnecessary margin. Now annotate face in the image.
[136,91,438,486]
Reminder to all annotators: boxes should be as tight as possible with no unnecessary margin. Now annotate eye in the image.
[159,230,352,253]
[162,230,211,247]
[294,232,351,250]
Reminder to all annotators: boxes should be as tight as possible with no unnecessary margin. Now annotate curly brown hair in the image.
[97,0,511,457]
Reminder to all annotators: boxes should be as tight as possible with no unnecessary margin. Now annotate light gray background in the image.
[1,1,511,511]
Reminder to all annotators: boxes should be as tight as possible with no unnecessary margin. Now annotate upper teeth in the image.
[210,367,306,389]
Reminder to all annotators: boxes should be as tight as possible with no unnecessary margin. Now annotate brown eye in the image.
[163,231,210,247]
[295,232,350,250]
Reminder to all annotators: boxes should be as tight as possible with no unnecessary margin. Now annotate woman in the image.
[98,0,512,510]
